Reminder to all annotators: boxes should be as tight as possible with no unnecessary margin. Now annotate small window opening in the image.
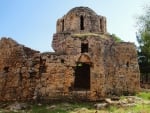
[100,19,103,32]
[81,43,88,53]
[80,16,84,30]
[61,59,65,63]
[62,19,64,31]
[126,62,129,67]
[3,66,9,73]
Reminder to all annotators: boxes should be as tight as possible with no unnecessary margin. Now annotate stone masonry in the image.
[0,7,140,101]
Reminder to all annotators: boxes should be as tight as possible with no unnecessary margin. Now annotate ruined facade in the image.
[0,7,140,101]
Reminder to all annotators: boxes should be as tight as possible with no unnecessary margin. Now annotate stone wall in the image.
[0,38,40,101]
[104,42,140,96]
[56,7,107,34]
[0,35,140,101]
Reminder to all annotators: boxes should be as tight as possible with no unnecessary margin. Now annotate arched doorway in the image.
[74,62,90,90]
[74,54,91,90]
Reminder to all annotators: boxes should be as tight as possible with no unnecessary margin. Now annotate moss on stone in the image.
[71,33,107,39]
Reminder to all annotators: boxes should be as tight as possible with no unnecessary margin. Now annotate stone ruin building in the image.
[0,7,140,101]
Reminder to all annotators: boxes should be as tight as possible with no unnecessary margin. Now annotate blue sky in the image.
[0,0,149,52]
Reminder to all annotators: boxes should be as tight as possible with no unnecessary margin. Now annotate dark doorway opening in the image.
[74,62,90,90]
[81,43,88,53]
[80,16,84,30]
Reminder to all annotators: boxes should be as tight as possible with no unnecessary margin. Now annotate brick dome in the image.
[66,7,97,16]
[56,7,107,34]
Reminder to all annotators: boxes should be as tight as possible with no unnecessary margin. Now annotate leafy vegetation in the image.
[111,33,123,42]
[136,5,150,76]
[136,91,150,100]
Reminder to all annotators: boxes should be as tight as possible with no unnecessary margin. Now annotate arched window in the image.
[100,18,103,32]
[126,61,129,67]
[80,16,84,30]
[62,19,64,31]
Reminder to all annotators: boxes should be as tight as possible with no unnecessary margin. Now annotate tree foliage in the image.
[111,33,123,42]
[136,5,150,75]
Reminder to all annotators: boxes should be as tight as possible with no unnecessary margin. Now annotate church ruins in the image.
[0,7,140,101]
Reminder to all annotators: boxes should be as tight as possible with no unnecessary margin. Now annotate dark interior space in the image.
[3,66,9,73]
[80,16,84,30]
[81,43,88,53]
[62,19,64,31]
[100,18,103,31]
[74,62,90,90]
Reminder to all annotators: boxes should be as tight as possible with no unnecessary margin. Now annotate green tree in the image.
[136,5,150,83]
[136,6,150,63]
[111,33,123,42]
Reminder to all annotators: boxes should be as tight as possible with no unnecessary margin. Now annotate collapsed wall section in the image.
[0,38,40,101]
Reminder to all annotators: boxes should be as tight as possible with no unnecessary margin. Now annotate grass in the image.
[131,104,150,113]
[101,104,150,113]
[0,92,150,113]
[26,102,93,113]
[1,102,150,113]
[136,92,150,100]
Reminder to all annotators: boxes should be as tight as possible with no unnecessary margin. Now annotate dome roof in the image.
[66,7,97,16]
[55,6,107,34]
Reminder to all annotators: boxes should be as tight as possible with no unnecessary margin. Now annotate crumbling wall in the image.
[35,53,75,100]
[48,32,141,99]
[0,6,141,102]
[0,38,40,101]
[0,35,140,101]
[104,42,140,96]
